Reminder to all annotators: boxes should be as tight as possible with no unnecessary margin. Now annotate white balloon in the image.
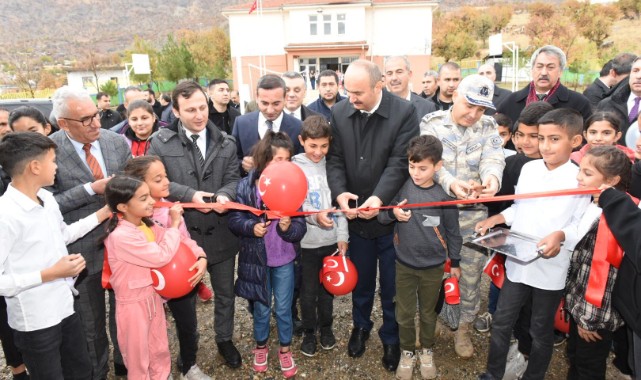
[152,269,166,291]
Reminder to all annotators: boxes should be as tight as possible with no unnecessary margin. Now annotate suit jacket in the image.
[231,111,303,168]
[48,130,131,275]
[409,92,437,123]
[496,82,592,130]
[583,78,611,109]
[485,85,512,115]
[147,119,240,263]
[327,89,419,238]
[300,105,321,121]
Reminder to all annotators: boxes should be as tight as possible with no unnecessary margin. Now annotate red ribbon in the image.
[585,195,639,307]
[155,187,600,219]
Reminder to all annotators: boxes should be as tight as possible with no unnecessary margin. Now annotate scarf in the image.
[525,80,561,106]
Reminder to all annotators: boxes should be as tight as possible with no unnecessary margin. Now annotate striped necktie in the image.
[191,134,205,167]
[82,143,104,180]
[266,120,273,130]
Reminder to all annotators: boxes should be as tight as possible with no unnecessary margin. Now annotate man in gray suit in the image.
[384,56,437,123]
[49,86,131,379]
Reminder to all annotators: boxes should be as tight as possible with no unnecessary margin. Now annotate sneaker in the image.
[179,364,212,380]
[252,346,269,373]
[418,348,437,379]
[553,331,567,346]
[197,283,213,302]
[503,350,527,380]
[320,327,336,350]
[301,331,317,357]
[473,312,492,333]
[395,350,416,380]
[278,350,298,378]
[454,322,474,358]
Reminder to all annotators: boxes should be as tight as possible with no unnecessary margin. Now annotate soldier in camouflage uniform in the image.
[420,74,506,358]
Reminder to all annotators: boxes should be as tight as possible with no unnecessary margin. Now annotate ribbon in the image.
[155,187,600,219]
[585,195,639,307]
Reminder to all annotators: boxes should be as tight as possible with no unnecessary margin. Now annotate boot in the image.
[454,322,474,358]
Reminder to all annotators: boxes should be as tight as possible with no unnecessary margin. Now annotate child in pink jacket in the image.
[104,176,207,380]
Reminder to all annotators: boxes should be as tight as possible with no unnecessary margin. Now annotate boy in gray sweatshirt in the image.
[292,115,349,358]
[378,135,462,380]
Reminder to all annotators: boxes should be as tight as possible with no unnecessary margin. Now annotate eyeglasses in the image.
[60,112,100,127]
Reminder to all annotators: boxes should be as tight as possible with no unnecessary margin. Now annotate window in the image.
[323,14,331,35]
[309,15,317,35]
[337,14,346,35]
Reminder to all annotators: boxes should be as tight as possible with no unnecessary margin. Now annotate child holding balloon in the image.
[228,131,307,379]
[104,175,207,379]
[123,156,211,379]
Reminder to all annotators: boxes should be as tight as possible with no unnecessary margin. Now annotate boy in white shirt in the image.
[475,109,591,380]
[0,132,111,379]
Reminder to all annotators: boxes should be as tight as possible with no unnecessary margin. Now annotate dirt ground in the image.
[0,274,627,379]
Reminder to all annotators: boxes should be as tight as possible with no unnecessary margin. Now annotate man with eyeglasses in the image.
[48,86,131,379]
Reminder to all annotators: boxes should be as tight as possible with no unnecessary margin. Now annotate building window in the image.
[309,15,317,35]
[337,14,346,35]
[323,14,332,35]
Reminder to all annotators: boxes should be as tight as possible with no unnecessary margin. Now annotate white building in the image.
[66,69,128,93]
[223,0,438,98]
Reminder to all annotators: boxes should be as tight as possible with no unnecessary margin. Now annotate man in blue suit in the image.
[231,74,303,175]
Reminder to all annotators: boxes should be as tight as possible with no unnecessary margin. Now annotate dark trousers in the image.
[0,296,23,368]
[566,317,612,380]
[207,256,236,342]
[167,287,198,375]
[14,313,92,380]
[487,277,563,380]
[488,282,500,315]
[74,272,123,379]
[300,244,337,331]
[350,233,399,344]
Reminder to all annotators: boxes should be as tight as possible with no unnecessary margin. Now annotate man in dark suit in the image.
[384,55,436,123]
[497,45,592,128]
[231,74,303,175]
[327,59,419,372]
[148,81,242,376]
[598,56,641,142]
[48,86,131,379]
[207,79,240,134]
[282,71,321,121]
[477,63,512,115]
[585,53,637,110]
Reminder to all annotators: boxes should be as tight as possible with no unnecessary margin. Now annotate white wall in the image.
[67,70,128,92]
[370,5,434,57]
[228,12,288,57]
[287,7,366,44]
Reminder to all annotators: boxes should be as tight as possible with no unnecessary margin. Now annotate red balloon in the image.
[320,255,358,296]
[258,161,308,213]
[150,242,197,299]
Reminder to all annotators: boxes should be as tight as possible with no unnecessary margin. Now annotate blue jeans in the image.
[486,277,563,380]
[349,233,399,345]
[253,261,295,346]
[13,313,92,380]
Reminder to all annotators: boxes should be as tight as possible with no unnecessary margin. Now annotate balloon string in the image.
[155,187,599,219]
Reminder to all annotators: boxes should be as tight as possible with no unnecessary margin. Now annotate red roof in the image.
[224,0,436,12]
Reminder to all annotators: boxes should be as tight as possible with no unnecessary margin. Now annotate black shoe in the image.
[12,371,29,380]
[114,362,127,377]
[293,317,304,337]
[347,327,369,357]
[320,326,336,350]
[301,330,317,357]
[381,343,401,372]
[477,373,497,380]
[553,331,567,346]
[217,340,242,368]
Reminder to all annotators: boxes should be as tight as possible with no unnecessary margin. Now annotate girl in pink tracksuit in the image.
[104,176,207,380]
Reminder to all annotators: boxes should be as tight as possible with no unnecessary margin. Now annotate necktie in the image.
[82,143,104,180]
[191,135,205,167]
[630,97,640,123]
[266,120,273,130]
[536,93,546,101]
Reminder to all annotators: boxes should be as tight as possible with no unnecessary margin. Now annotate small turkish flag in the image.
[249,0,257,14]
[483,252,505,289]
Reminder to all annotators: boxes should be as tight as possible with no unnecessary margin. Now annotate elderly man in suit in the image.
[327,59,419,372]
[232,74,303,175]
[48,86,131,379]
[281,71,321,121]
[148,81,242,376]
[384,55,437,123]
[477,63,512,115]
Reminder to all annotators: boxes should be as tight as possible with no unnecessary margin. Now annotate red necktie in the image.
[83,143,104,180]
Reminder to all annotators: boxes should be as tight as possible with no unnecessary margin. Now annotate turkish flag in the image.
[483,252,506,289]
[249,0,257,14]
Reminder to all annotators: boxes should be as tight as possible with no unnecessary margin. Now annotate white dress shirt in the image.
[182,125,207,157]
[501,160,591,290]
[65,134,107,196]
[258,112,284,139]
[288,107,302,120]
[0,186,101,331]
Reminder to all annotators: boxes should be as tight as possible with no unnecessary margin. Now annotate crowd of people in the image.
[0,44,640,380]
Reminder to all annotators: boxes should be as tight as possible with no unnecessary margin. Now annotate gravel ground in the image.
[0,273,628,379]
